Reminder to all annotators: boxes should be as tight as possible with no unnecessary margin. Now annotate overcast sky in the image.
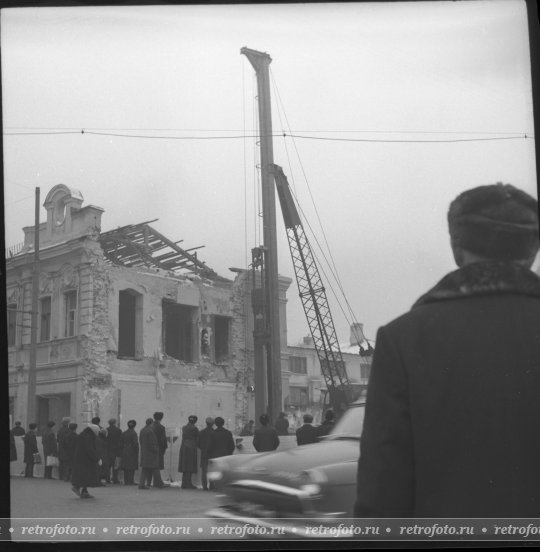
[2,1,537,345]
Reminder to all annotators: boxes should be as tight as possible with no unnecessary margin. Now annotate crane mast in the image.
[271,164,354,418]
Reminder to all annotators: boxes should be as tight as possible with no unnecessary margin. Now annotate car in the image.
[206,401,365,537]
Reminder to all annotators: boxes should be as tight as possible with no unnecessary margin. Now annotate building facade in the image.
[6,184,292,434]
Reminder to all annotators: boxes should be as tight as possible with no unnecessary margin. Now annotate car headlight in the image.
[298,468,328,497]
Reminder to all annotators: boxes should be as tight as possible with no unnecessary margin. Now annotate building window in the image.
[214,316,230,363]
[162,301,195,361]
[64,290,77,337]
[118,289,143,359]
[289,355,307,374]
[7,303,17,347]
[39,297,52,342]
[288,386,309,408]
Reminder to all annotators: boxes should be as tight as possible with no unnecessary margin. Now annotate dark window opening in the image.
[7,303,17,347]
[163,301,195,361]
[40,297,51,342]
[289,355,307,374]
[286,386,309,408]
[118,289,142,358]
[64,290,77,337]
[214,316,230,363]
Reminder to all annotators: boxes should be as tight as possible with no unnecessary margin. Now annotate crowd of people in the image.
[10,412,236,499]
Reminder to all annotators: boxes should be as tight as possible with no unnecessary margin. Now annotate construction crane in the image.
[270,164,355,419]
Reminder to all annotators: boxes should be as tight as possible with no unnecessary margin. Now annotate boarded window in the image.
[7,303,17,347]
[162,301,195,361]
[39,297,51,342]
[288,386,309,407]
[64,290,77,337]
[214,316,230,363]
[118,289,142,358]
[289,355,307,374]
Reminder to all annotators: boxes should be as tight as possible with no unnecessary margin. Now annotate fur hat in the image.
[188,415,198,424]
[127,420,137,428]
[448,183,539,261]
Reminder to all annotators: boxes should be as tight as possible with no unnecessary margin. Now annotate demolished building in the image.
[6,184,292,433]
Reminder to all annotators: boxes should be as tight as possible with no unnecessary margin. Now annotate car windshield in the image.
[327,403,365,440]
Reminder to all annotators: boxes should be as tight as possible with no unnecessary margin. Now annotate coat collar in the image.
[413,261,540,308]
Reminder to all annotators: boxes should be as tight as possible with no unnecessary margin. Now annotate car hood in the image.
[232,437,359,475]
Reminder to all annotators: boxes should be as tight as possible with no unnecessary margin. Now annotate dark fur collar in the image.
[413,261,540,307]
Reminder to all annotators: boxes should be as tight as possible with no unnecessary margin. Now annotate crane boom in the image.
[271,164,354,417]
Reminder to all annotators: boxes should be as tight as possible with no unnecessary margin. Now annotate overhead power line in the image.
[3,129,533,143]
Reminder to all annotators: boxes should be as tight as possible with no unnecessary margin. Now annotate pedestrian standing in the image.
[316,410,335,440]
[296,414,318,445]
[42,421,58,479]
[198,417,214,491]
[209,417,235,466]
[275,412,290,436]
[63,423,78,482]
[178,415,199,489]
[106,418,122,484]
[139,418,160,490]
[120,420,139,486]
[253,414,279,452]
[91,416,102,428]
[71,423,101,499]
[151,412,167,487]
[355,183,540,518]
[23,423,38,478]
[57,417,71,481]
[96,429,109,485]
[10,429,17,469]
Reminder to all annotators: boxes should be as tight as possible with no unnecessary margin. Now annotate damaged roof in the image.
[99,219,219,278]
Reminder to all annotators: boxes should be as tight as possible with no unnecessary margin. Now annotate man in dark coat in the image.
[151,411,167,488]
[355,183,540,518]
[12,421,25,436]
[178,415,199,489]
[275,412,290,436]
[63,423,78,482]
[57,417,71,481]
[253,414,279,452]
[71,424,100,499]
[209,417,235,458]
[23,423,38,478]
[198,417,214,491]
[296,414,318,445]
[316,410,335,440]
[139,418,160,490]
[42,420,58,479]
[106,418,122,484]
[120,420,139,485]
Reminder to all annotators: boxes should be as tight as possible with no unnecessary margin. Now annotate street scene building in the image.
[6,184,294,434]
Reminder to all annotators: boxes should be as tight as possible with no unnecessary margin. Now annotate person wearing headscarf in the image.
[178,415,199,489]
[42,420,58,479]
[23,423,38,478]
[57,417,71,481]
[71,423,100,499]
[198,417,214,491]
[106,418,122,484]
[355,183,540,518]
[120,420,139,485]
[139,418,159,490]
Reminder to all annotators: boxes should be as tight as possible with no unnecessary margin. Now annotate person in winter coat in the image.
[63,423,78,482]
[106,418,122,484]
[209,417,235,458]
[316,410,335,440]
[95,429,109,485]
[23,423,38,478]
[139,418,160,489]
[355,183,540,518]
[253,414,279,452]
[71,424,101,499]
[275,412,290,436]
[296,414,318,445]
[120,420,139,485]
[151,412,167,488]
[57,417,71,481]
[12,421,26,436]
[42,421,58,479]
[198,417,214,491]
[178,415,199,489]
